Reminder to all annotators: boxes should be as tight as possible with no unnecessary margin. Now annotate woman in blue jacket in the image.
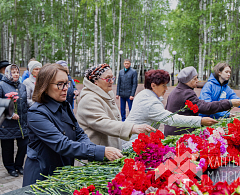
[23,63,123,186]
[199,62,240,119]
[0,64,28,177]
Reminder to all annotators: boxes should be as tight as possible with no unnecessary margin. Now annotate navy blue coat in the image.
[0,76,28,139]
[117,68,138,98]
[22,96,105,186]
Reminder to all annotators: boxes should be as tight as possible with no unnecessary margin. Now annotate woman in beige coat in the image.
[77,64,155,150]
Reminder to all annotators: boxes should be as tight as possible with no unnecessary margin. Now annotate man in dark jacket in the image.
[164,66,240,136]
[116,59,138,121]
[0,60,11,80]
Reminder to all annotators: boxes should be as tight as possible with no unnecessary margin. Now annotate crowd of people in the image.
[0,58,239,187]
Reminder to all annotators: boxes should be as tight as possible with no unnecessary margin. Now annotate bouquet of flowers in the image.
[5,92,24,139]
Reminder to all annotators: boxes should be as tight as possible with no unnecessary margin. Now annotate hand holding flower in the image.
[5,92,24,138]
[12,113,19,120]
[131,124,156,135]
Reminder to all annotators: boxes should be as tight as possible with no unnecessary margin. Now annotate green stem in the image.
[18,118,24,139]
[15,102,24,139]
[152,105,188,128]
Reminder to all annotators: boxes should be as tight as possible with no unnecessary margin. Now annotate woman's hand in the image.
[201,117,218,126]
[131,124,156,135]
[104,147,123,161]
[230,99,240,107]
[12,113,19,120]
[74,90,79,96]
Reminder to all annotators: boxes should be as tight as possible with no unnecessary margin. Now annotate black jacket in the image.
[164,82,231,136]
[117,68,138,98]
[0,76,28,139]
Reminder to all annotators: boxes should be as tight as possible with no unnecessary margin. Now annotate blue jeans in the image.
[120,97,133,121]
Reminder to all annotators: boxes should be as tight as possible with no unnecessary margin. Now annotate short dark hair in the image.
[33,63,68,103]
[124,59,131,63]
[214,62,231,77]
[144,69,170,90]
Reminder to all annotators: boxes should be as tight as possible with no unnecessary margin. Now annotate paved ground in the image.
[1,83,240,194]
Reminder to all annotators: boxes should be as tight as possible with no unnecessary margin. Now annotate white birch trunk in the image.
[202,0,207,80]
[137,32,141,81]
[116,0,122,84]
[51,0,54,59]
[99,7,103,64]
[82,5,87,72]
[226,0,231,64]
[198,0,203,80]
[112,4,116,77]
[34,15,38,59]
[207,0,212,77]
[142,16,147,82]
[41,0,46,64]
[94,4,98,66]
[3,22,8,60]
[8,21,12,63]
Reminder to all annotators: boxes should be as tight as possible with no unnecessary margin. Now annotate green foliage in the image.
[0,0,169,73]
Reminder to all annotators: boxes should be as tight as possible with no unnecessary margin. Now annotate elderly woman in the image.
[23,60,42,107]
[199,62,240,119]
[23,63,123,186]
[123,69,218,148]
[0,64,28,177]
[77,64,155,150]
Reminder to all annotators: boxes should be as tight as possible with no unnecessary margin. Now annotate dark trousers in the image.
[120,97,133,121]
[1,137,28,172]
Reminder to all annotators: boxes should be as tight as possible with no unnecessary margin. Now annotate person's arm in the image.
[23,80,34,107]
[77,96,133,141]
[227,86,240,108]
[27,109,105,161]
[185,89,231,115]
[149,101,202,128]
[131,71,138,97]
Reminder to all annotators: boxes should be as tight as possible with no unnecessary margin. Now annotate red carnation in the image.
[192,104,199,113]
[87,185,95,192]
[185,100,193,109]
[185,100,199,113]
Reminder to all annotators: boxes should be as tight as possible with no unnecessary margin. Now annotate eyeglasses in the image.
[99,77,116,83]
[51,81,71,90]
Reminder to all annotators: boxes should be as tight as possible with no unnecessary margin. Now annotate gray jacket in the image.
[23,75,36,107]
[117,68,138,97]
[122,89,202,149]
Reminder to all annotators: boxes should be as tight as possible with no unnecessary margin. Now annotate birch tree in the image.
[116,0,122,83]
[94,3,98,66]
